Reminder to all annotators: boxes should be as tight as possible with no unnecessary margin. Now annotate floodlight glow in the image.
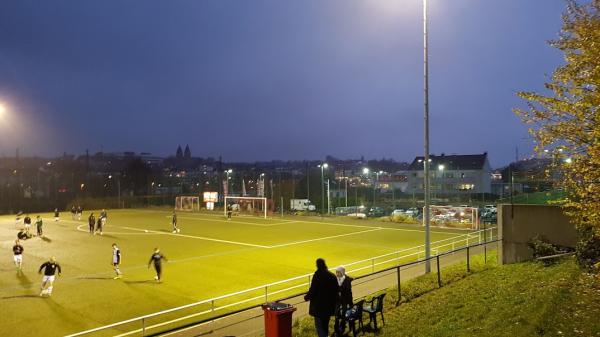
[363,168,370,174]
[438,164,445,171]
[0,103,5,116]
[323,163,328,168]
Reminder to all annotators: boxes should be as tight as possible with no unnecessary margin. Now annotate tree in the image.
[514,0,600,269]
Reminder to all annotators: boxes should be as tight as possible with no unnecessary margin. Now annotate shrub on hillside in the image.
[527,235,561,258]
[576,224,600,271]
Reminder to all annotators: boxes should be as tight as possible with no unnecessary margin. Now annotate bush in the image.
[575,224,600,271]
[527,235,561,258]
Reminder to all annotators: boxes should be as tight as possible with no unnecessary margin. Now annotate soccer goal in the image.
[426,205,479,230]
[224,196,267,219]
[175,196,200,212]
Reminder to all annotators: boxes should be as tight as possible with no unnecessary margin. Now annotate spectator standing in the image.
[304,258,338,337]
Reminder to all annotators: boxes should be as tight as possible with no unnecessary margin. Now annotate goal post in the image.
[175,196,200,212]
[224,196,267,219]
[425,205,479,230]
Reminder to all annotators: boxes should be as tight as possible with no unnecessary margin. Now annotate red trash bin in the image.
[262,302,297,337]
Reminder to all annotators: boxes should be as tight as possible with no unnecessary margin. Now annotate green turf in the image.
[0,208,479,337]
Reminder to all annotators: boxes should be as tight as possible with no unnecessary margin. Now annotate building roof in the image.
[408,153,488,171]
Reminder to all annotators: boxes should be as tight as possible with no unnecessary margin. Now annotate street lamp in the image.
[318,163,328,215]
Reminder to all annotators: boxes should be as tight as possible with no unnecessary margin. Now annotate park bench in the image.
[536,252,575,266]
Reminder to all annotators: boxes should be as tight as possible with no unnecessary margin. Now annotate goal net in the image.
[425,205,479,230]
[175,196,200,212]
[224,196,267,219]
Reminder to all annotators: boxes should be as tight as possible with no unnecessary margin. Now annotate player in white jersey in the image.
[112,243,122,279]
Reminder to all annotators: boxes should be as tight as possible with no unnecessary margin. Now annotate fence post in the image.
[142,318,146,337]
[396,266,401,305]
[265,286,268,303]
[467,246,470,272]
[436,255,441,288]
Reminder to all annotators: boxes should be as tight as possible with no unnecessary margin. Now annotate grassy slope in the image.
[295,255,600,337]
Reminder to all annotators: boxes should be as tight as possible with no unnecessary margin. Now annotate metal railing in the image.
[65,228,497,337]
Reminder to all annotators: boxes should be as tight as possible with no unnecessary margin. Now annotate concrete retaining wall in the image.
[498,204,577,264]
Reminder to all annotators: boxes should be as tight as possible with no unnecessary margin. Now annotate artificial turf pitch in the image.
[0,208,473,337]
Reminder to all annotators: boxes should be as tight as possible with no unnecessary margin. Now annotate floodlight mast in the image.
[423,0,432,274]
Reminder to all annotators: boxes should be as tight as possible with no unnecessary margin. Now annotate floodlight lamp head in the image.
[362,168,369,174]
[323,163,328,168]
[438,165,445,171]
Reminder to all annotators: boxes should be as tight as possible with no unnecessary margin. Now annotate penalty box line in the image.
[65,219,269,249]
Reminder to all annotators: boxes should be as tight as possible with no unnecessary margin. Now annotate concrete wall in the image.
[498,204,577,264]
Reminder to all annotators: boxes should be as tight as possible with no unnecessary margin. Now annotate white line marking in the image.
[267,228,383,248]
[175,215,298,227]
[118,226,270,248]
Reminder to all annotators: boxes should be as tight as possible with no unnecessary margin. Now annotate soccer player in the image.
[76,205,82,221]
[88,213,96,234]
[226,204,233,220]
[112,243,123,279]
[148,248,168,282]
[54,208,60,222]
[38,257,61,297]
[23,214,32,231]
[17,228,32,240]
[35,216,43,237]
[100,209,107,226]
[13,239,24,272]
[171,211,179,233]
[96,215,103,235]
[71,205,76,220]
[15,210,23,225]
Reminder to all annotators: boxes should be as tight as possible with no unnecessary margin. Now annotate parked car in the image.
[367,207,386,218]
[347,212,367,219]
[391,209,405,217]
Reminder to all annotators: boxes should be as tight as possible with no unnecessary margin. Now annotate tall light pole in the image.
[318,163,328,215]
[375,170,383,206]
[362,168,370,206]
[438,164,445,201]
[423,0,432,273]
[225,169,232,196]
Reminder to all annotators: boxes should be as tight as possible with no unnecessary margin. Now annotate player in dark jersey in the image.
[226,204,233,220]
[76,206,82,220]
[148,248,168,282]
[171,211,179,233]
[112,243,123,279]
[71,205,76,220]
[88,213,96,234]
[38,257,61,297]
[13,239,24,272]
[54,208,60,222]
[23,214,32,231]
[96,216,103,235]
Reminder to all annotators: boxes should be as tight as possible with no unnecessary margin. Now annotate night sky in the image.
[0,1,566,167]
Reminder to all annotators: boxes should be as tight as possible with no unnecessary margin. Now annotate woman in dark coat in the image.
[304,258,338,337]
